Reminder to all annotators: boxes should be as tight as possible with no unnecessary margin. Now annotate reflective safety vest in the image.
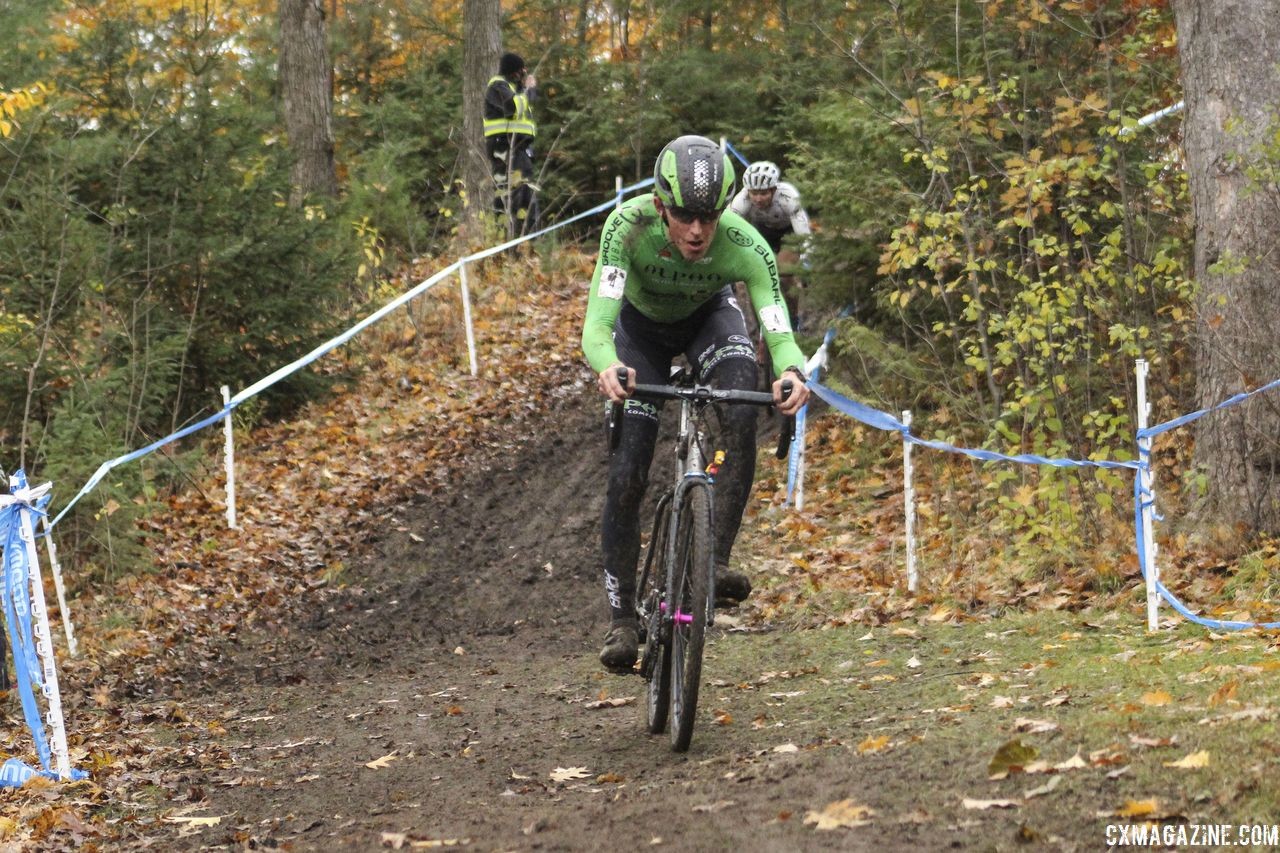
[483,76,537,138]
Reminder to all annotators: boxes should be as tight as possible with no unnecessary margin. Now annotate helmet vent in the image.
[692,159,711,201]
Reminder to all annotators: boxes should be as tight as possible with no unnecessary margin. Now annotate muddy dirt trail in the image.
[169,391,945,853]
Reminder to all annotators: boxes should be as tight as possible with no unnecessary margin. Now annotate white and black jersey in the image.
[729,181,811,253]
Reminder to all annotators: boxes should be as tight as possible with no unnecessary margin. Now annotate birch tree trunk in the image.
[280,0,338,206]
[1173,0,1280,532]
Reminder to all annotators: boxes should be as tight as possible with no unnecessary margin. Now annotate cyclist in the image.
[730,161,811,331]
[581,135,811,671]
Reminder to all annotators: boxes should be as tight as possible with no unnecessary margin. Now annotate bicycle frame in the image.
[659,389,717,632]
[636,382,757,612]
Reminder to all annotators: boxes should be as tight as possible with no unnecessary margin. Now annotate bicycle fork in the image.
[665,473,716,630]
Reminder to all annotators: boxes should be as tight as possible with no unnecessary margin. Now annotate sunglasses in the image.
[666,206,722,225]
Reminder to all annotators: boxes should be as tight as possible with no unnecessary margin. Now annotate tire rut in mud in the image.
[303,387,611,674]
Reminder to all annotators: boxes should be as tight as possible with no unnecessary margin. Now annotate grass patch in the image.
[577,609,1280,843]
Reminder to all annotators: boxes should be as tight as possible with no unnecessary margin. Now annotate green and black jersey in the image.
[581,195,807,379]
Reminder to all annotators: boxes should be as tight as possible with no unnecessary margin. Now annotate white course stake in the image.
[40,515,77,656]
[1135,359,1159,631]
[903,410,918,593]
[18,507,72,779]
[222,385,237,530]
[794,406,807,512]
[615,176,623,208]
[459,262,479,377]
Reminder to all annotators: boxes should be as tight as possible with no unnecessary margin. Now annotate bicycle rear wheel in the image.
[640,495,672,734]
[668,480,714,752]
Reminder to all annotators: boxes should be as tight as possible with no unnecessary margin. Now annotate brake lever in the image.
[775,379,795,459]
[607,366,629,452]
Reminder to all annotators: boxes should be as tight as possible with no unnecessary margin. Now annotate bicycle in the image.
[606,366,794,752]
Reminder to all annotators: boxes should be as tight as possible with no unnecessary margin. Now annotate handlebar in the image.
[609,367,795,459]
[630,383,782,406]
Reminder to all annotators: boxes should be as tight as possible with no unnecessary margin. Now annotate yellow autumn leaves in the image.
[0,83,50,138]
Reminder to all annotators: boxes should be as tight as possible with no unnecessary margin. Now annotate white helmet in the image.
[743,161,780,191]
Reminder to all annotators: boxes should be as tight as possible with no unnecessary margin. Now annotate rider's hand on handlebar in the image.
[599,363,634,403]
[773,368,810,416]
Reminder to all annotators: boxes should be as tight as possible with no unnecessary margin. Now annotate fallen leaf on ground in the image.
[773,743,799,754]
[1129,734,1176,749]
[162,815,225,827]
[691,800,736,813]
[365,752,399,770]
[1208,680,1238,707]
[584,697,634,710]
[713,709,733,725]
[1088,747,1125,767]
[549,766,591,782]
[857,735,891,754]
[1114,798,1159,818]
[406,838,470,848]
[1163,750,1209,769]
[1013,718,1058,734]
[1023,776,1061,799]
[803,799,875,830]
[1141,690,1172,706]
[988,738,1038,779]
[1054,752,1088,771]
[962,798,1021,810]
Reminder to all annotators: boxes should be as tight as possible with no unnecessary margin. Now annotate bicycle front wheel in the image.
[668,480,714,752]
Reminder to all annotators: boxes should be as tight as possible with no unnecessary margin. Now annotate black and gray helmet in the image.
[652,135,735,214]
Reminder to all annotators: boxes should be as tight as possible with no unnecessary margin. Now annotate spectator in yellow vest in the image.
[483,52,539,235]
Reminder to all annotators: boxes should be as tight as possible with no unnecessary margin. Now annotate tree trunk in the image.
[280,0,338,206]
[461,0,501,242]
[1173,0,1280,532]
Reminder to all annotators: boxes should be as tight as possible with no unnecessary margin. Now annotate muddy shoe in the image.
[599,619,639,672]
[714,565,752,607]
